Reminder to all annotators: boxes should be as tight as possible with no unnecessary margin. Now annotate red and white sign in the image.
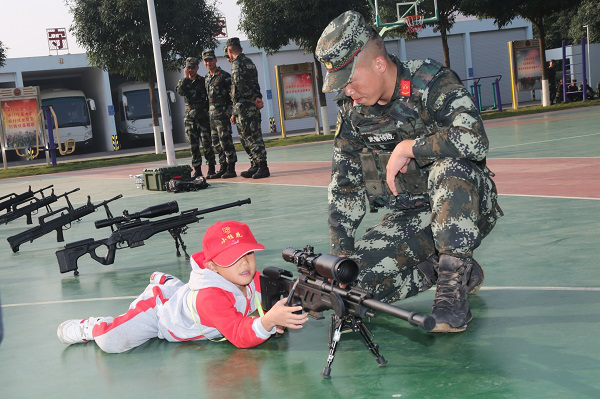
[1,98,40,149]
[214,17,227,38]
[47,28,69,51]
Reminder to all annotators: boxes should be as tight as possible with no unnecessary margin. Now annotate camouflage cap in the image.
[316,11,372,93]
[186,57,199,67]
[226,37,241,48]
[202,50,216,60]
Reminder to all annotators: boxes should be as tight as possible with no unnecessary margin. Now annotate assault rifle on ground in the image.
[55,198,251,275]
[0,188,80,225]
[0,185,54,214]
[260,245,436,378]
[7,194,123,253]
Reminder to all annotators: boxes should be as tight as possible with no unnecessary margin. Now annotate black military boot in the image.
[206,164,216,178]
[417,255,484,295]
[252,162,270,179]
[207,163,226,179]
[240,163,258,178]
[430,255,472,333]
[221,163,237,179]
[191,166,203,179]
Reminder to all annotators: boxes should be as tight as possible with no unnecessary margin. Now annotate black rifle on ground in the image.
[0,188,80,225]
[7,194,122,253]
[55,198,251,275]
[0,185,54,214]
[260,245,436,379]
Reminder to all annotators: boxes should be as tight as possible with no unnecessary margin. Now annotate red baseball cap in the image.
[202,220,265,267]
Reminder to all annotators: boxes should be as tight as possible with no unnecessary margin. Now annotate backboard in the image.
[370,0,439,36]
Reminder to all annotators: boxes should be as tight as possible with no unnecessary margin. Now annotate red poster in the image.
[1,98,40,149]
[282,73,315,120]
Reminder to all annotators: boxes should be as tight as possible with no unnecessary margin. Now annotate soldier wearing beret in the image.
[176,56,215,178]
[202,50,237,179]
[226,37,270,179]
[316,11,503,333]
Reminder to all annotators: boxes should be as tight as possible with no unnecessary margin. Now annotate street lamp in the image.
[583,25,591,85]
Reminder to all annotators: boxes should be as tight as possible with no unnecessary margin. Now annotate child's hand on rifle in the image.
[261,297,308,334]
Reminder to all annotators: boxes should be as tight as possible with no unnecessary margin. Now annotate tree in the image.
[0,41,6,68]
[568,0,600,44]
[461,0,583,106]
[237,0,371,134]
[68,0,220,145]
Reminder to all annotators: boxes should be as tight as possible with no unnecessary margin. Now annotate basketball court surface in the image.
[1,106,599,398]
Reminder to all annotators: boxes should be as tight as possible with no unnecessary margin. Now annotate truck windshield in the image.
[41,96,90,128]
[124,89,161,120]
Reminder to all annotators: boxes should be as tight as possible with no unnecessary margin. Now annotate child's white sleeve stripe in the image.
[252,317,276,338]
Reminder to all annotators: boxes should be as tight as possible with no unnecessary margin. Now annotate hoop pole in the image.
[582,37,587,101]
[43,106,57,166]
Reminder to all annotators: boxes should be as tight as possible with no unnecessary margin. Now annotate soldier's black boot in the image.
[221,163,237,179]
[191,166,203,179]
[207,163,226,179]
[252,162,270,179]
[240,163,258,178]
[417,255,484,295]
[206,164,216,178]
[430,255,472,333]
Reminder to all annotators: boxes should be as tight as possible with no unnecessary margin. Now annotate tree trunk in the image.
[440,25,451,68]
[313,54,331,135]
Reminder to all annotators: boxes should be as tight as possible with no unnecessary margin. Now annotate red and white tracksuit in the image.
[92,252,275,353]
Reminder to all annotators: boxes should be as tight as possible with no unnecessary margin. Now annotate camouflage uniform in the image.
[229,40,268,168]
[204,57,236,166]
[317,11,503,332]
[176,58,213,171]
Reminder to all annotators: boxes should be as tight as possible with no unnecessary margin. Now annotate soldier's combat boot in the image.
[206,164,216,178]
[252,162,271,179]
[417,255,438,292]
[240,163,258,178]
[417,255,484,295]
[221,163,237,179]
[430,254,472,333]
[191,166,203,179]
[207,163,226,179]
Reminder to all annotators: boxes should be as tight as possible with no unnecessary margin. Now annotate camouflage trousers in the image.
[185,114,213,168]
[351,158,501,304]
[236,105,267,165]
[210,116,237,165]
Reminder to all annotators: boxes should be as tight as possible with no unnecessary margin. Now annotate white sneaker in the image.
[57,317,100,345]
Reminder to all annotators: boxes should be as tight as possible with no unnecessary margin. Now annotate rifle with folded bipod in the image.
[7,194,122,253]
[0,188,80,225]
[260,245,436,378]
[55,198,251,275]
[0,185,54,214]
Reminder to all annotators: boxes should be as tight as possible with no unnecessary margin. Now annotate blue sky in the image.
[0,0,243,59]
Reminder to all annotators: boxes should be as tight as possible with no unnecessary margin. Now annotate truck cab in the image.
[113,82,175,146]
[40,89,96,150]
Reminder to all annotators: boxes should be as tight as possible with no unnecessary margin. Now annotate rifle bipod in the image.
[168,226,190,259]
[321,312,387,378]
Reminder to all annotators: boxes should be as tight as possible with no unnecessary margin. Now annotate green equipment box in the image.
[143,165,192,191]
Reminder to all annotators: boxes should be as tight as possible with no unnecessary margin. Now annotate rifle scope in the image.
[282,246,359,285]
[95,201,179,229]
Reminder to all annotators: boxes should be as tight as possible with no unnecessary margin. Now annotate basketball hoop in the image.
[405,15,424,33]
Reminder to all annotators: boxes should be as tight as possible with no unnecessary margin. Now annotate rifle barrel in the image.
[362,298,435,331]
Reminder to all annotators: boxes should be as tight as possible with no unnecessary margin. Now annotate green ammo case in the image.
[143,165,192,191]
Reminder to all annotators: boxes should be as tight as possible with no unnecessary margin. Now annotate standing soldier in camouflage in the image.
[202,50,237,179]
[226,38,270,179]
[316,11,503,333]
[176,57,214,178]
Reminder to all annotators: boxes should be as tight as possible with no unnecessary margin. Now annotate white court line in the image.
[2,286,599,308]
[500,193,600,201]
[491,132,600,150]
